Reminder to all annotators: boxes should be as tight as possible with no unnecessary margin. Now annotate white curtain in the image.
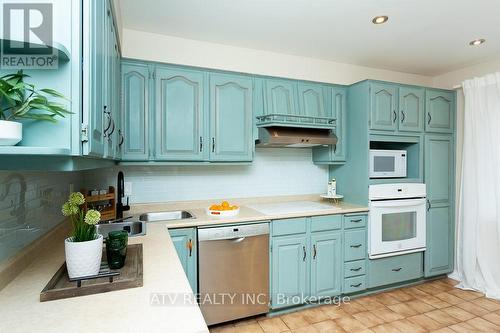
[454,72,500,299]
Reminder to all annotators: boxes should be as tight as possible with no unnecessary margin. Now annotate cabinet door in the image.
[114,43,122,159]
[271,235,309,309]
[424,135,454,277]
[298,83,326,118]
[425,90,454,133]
[264,79,298,116]
[209,74,253,161]
[399,87,424,132]
[169,228,198,293]
[310,231,342,298]
[121,63,150,160]
[370,83,398,131]
[85,0,107,157]
[104,3,115,159]
[155,67,206,161]
[312,87,346,163]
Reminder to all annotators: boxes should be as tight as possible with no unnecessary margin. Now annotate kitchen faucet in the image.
[116,171,130,219]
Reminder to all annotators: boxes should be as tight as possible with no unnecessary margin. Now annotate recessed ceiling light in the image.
[372,16,389,24]
[469,38,486,46]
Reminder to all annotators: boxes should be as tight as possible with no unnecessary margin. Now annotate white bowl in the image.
[0,120,22,146]
[206,207,240,218]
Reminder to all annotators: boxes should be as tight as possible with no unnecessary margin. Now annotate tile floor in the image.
[209,278,500,332]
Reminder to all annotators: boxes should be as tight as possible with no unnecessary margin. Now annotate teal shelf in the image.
[0,39,70,62]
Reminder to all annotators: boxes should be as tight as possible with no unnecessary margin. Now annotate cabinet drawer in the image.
[311,215,342,232]
[344,260,366,278]
[272,217,307,236]
[344,230,366,262]
[344,215,367,229]
[369,253,423,288]
[343,276,366,294]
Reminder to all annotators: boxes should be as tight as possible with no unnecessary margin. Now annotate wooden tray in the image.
[40,244,143,302]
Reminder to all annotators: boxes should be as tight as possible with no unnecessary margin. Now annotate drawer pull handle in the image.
[351,219,362,223]
[350,244,362,248]
[313,244,317,260]
[350,267,362,271]
[392,267,402,272]
[302,246,306,262]
[351,283,362,288]
[187,239,193,257]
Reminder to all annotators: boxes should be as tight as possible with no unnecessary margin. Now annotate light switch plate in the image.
[124,182,132,196]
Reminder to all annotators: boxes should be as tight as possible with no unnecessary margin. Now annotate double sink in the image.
[96,210,195,238]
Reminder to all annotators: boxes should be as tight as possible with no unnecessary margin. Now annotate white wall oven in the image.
[368,183,426,259]
[369,149,407,178]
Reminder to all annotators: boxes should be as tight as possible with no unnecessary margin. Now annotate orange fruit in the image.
[230,205,238,210]
[221,201,230,208]
[209,204,219,210]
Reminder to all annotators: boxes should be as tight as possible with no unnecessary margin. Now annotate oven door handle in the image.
[370,198,426,208]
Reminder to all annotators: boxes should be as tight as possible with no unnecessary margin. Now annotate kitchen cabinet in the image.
[271,234,309,309]
[424,135,454,277]
[369,252,423,288]
[370,82,398,131]
[342,214,368,294]
[425,90,454,133]
[399,87,425,132]
[264,79,298,116]
[310,231,342,298]
[297,83,327,118]
[270,215,344,309]
[121,62,151,161]
[312,87,347,163]
[209,73,254,161]
[155,67,206,161]
[169,228,198,293]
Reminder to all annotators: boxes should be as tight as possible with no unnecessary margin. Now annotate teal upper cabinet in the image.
[121,63,151,161]
[271,234,309,309]
[169,228,198,293]
[209,74,253,161]
[370,82,398,131]
[399,87,424,132]
[85,0,107,157]
[264,79,298,116]
[298,83,327,118]
[310,231,342,298]
[426,90,454,133]
[312,86,347,164]
[424,135,454,277]
[155,67,206,161]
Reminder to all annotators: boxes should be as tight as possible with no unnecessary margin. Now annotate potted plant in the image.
[62,192,103,279]
[0,70,70,146]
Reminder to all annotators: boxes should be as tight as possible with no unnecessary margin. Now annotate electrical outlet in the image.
[124,182,132,196]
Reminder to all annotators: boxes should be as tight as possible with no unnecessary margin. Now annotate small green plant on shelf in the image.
[62,192,101,242]
[0,70,72,146]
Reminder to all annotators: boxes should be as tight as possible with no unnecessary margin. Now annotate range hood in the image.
[256,127,337,148]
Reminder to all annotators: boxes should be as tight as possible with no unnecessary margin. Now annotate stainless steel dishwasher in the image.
[198,223,269,326]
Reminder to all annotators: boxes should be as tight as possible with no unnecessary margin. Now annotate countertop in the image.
[0,194,368,333]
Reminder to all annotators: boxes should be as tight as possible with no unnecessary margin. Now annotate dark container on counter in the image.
[106,230,128,269]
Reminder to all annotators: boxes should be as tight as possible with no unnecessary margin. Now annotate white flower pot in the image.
[64,234,103,279]
[0,120,22,146]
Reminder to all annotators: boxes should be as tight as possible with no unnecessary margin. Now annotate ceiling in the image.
[119,0,500,76]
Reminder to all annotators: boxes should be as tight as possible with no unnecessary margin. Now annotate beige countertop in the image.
[0,194,368,333]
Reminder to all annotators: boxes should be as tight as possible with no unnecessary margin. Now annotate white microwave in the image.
[369,149,407,178]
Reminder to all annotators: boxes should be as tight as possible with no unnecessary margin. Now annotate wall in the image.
[0,171,81,264]
[84,148,328,204]
[121,29,433,87]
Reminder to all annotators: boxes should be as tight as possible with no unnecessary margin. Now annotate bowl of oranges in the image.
[206,201,240,217]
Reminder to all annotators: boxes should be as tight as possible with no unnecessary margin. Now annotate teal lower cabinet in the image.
[310,231,342,298]
[342,214,368,294]
[271,214,348,309]
[368,252,423,288]
[271,234,309,309]
[169,228,198,293]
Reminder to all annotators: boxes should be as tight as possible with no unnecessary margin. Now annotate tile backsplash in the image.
[0,171,81,264]
[84,148,329,204]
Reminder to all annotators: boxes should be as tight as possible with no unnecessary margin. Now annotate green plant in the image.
[62,192,101,242]
[0,70,71,122]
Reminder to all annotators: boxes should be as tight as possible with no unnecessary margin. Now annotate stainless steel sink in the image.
[96,220,146,238]
[139,210,195,222]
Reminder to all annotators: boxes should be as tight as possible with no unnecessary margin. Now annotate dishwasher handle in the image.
[226,237,246,243]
